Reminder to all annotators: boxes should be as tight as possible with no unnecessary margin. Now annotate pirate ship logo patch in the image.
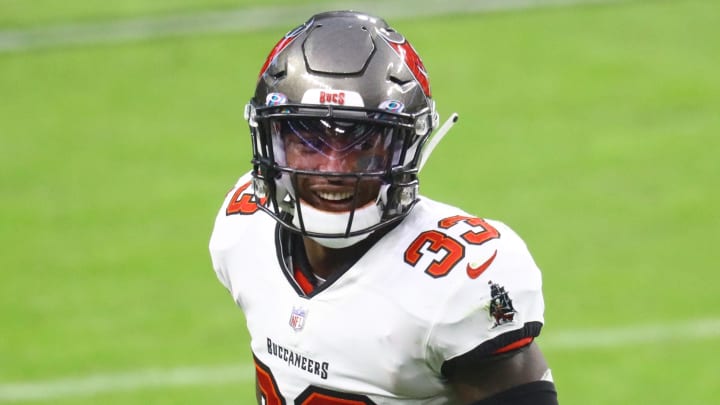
[487,281,517,328]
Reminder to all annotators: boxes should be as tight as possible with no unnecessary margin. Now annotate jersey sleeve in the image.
[208,171,255,292]
[425,220,546,377]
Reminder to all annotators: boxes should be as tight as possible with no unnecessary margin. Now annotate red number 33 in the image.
[404,215,499,278]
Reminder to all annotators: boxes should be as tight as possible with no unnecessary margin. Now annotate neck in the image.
[301,236,366,280]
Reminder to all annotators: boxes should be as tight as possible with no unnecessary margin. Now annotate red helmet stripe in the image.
[258,35,297,79]
[387,40,431,97]
[258,21,313,80]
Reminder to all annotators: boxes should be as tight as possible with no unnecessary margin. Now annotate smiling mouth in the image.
[316,191,354,202]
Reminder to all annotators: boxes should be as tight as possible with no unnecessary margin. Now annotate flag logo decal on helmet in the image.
[266,92,288,106]
[379,100,405,113]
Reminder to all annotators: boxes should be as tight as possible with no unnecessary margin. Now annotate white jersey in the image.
[209,172,546,404]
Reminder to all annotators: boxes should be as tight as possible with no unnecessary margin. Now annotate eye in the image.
[353,131,382,151]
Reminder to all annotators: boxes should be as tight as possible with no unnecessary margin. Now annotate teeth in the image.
[317,191,353,201]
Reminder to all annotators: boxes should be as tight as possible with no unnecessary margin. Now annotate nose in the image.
[317,150,351,173]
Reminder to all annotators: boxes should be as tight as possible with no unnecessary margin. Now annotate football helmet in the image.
[245,10,444,248]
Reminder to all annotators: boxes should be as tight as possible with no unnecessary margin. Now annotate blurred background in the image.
[1,0,718,403]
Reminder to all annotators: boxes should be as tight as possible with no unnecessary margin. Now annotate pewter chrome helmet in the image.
[245,10,439,247]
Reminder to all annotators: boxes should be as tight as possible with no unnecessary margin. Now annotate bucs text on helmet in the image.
[245,10,441,249]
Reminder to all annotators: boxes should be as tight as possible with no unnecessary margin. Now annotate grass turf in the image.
[1,0,718,403]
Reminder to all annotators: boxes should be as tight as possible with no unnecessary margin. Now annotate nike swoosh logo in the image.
[466,249,498,279]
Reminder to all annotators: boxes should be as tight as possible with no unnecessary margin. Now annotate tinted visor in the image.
[270,118,403,173]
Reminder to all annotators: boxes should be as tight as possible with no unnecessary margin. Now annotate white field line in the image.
[0,317,718,402]
[0,0,623,53]
[541,317,720,349]
[0,365,255,402]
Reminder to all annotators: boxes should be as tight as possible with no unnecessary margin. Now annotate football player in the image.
[209,10,558,405]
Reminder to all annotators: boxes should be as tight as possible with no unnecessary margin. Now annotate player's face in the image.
[272,118,397,212]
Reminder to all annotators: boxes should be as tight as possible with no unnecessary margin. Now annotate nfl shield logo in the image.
[289,307,307,331]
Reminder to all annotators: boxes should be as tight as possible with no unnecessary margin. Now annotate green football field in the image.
[1,0,718,403]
